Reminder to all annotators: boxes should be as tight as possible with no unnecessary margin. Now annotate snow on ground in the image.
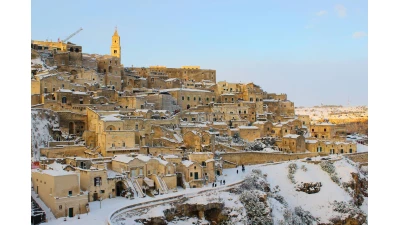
[31,110,59,161]
[40,159,365,225]
[41,165,258,225]
[262,161,353,223]
[268,198,286,224]
[356,143,368,153]
[360,197,368,215]
[333,159,358,183]
[295,106,368,121]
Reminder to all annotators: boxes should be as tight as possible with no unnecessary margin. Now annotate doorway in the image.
[69,122,75,134]
[194,172,199,180]
[68,208,73,217]
[93,192,98,201]
[116,181,124,196]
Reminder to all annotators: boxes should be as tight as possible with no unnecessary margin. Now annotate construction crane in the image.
[58,27,83,43]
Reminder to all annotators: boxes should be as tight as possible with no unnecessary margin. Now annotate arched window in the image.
[62,97,67,104]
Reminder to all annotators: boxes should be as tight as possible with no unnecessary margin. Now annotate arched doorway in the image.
[69,47,74,52]
[116,181,124,196]
[69,122,75,134]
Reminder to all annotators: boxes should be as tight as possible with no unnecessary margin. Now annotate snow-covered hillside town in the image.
[30,29,368,225]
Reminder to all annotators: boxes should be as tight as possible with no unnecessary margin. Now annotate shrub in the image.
[287,163,298,184]
[239,190,273,225]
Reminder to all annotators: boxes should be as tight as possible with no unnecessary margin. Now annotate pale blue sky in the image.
[31,0,367,106]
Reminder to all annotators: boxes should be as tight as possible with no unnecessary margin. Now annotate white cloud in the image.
[316,10,327,16]
[352,31,367,39]
[335,4,347,18]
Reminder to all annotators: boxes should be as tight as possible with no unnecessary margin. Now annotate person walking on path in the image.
[223,180,225,185]
[237,169,239,174]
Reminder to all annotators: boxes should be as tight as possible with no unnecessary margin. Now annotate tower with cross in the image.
[110,26,121,59]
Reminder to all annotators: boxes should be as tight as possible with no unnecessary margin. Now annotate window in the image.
[194,97,196,101]
[225,98,227,102]
[199,97,201,101]
[62,97,67,104]
[194,166,196,169]
[324,128,326,132]
[101,190,105,193]
[206,97,209,101]
[192,118,196,121]
[250,98,253,101]
[68,191,72,196]
[312,129,314,132]
[111,143,115,147]
[44,88,48,93]
[59,205,62,210]
[148,170,150,175]
[190,172,193,177]
[114,50,117,53]
[94,177,102,186]
[212,97,215,102]
[122,142,125,147]
[182,96,184,100]
[187,97,190,101]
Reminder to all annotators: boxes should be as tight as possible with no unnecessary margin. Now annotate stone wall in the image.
[219,152,328,167]
[345,153,368,163]
[40,145,87,158]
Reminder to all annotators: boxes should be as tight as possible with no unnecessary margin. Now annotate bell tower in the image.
[111,26,121,58]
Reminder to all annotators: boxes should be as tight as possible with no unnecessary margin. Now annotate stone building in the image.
[305,139,357,154]
[159,88,216,110]
[279,134,306,153]
[31,167,88,218]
